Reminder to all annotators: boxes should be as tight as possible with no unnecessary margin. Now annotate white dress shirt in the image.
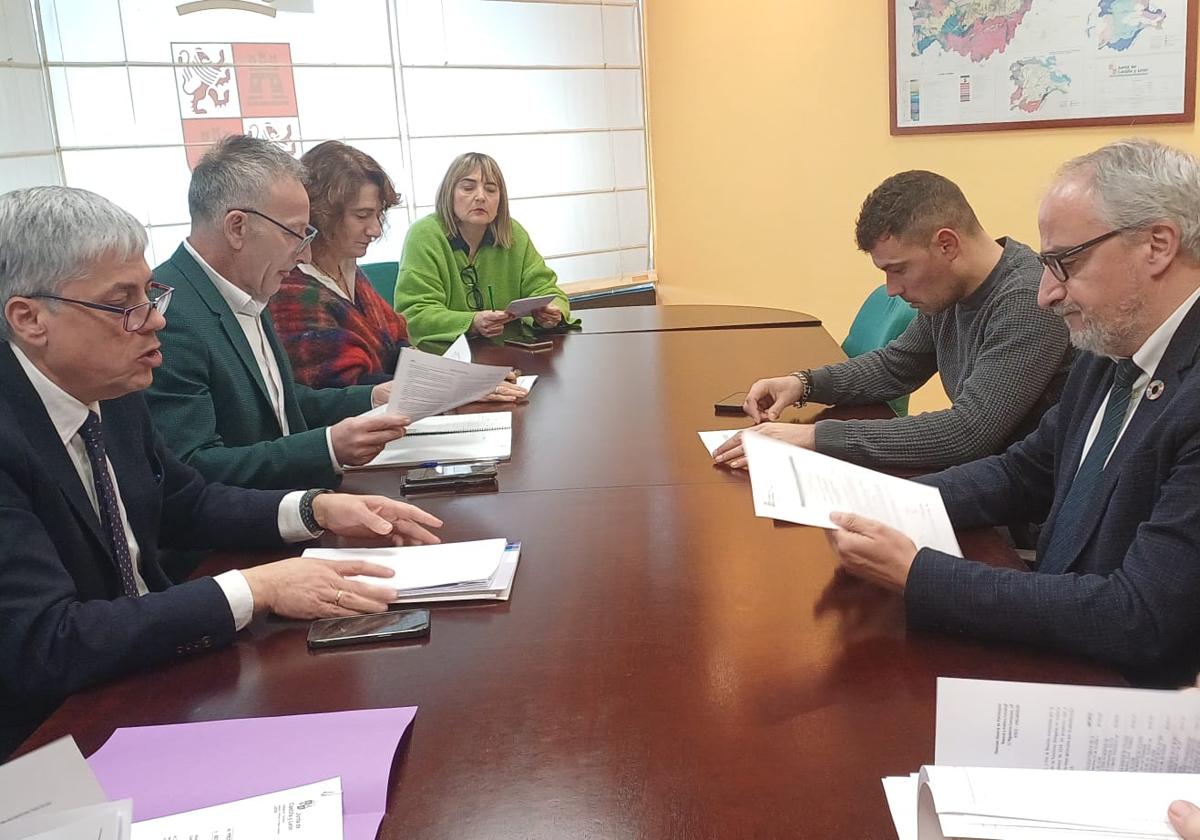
[183,240,342,473]
[1077,285,1200,469]
[11,344,319,631]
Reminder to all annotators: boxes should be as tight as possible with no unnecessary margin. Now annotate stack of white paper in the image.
[882,679,1200,840]
[303,539,509,600]
[741,430,962,556]
[391,542,522,603]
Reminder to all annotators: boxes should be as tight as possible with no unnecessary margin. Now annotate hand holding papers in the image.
[505,294,556,317]
[385,347,511,422]
[740,430,961,556]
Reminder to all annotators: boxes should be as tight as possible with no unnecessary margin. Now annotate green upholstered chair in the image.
[360,261,399,304]
[841,284,917,416]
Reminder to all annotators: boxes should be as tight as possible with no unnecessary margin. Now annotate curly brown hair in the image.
[854,170,981,252]
[300,140,401,260]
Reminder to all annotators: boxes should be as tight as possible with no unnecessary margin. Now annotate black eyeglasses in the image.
[230,208,318,256]
[1037,229,1129,282]
[30,281,173,332]
[460,264,484,311]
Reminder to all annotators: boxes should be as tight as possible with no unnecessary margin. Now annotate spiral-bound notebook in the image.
[352,412,513,468]
[403,412,512,436]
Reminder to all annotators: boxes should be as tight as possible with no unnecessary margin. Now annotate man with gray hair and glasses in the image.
[0,186,443,759]
[147,134,411,491]
[818,138,1200,685]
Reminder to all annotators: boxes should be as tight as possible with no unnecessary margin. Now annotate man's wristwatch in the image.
[788,370,812,408]
[299,488,334,536]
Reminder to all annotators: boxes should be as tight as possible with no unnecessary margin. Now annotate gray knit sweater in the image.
[810,238,1073,470]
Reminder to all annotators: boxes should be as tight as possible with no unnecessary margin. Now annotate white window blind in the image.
[1,0,649,288]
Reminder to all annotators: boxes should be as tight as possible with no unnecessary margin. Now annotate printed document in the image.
[385,348,510,421]
[131,778,342,840]
[741,431,961,556]
[935,677,1200,772]
[505,294,555,317]
[304,539,508,596]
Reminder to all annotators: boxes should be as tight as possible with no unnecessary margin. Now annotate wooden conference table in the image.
[24,306,1119,839]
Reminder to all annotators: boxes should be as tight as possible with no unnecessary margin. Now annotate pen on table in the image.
[488,286,496,311]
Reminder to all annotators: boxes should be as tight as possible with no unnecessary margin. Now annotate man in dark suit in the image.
[0,186,443,758]
[147,135,411,490]
[823,139,1200,685]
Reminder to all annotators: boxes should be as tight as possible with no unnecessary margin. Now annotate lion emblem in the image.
[177,47,233,115]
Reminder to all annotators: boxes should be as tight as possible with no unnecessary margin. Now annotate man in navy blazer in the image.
[824,139,1200,685]
[0,187,443,758]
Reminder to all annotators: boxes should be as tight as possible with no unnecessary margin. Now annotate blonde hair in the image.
[434,152,512,249]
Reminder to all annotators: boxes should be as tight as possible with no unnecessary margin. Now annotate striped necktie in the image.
[1038,358,1142,576]
[78,412,140,597]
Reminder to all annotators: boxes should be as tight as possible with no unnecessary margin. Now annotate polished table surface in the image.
[574,303,821,334]
[24,320,1120,839]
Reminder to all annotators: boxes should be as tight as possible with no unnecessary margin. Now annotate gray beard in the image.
[1053,291,1144,357]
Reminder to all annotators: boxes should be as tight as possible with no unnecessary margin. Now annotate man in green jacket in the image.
[147,136,410,490]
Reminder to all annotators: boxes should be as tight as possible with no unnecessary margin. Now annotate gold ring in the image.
[335,589,344,607]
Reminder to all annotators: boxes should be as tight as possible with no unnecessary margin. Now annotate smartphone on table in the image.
[713,391,747,416]
[403,461,498,492]
[307,609,431,649]
[503,336,554,351]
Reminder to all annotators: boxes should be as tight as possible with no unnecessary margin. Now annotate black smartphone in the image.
[307,609,431,649]
[714,391,747,416]
[503,337,553,351]
[404,461,498,491]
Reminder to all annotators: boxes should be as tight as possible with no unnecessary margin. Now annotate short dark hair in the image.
[854,170,982,252]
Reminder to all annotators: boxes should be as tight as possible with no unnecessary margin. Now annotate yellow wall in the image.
[644,2,1200,412]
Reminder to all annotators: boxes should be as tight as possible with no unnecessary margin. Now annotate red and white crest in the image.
[173,42,302,169]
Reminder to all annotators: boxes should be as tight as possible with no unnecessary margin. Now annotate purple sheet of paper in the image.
[86,706,417,840]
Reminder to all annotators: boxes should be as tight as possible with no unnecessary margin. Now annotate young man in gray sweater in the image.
[714,170,1074,471]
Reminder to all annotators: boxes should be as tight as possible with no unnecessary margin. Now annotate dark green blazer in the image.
[146,244,373,490]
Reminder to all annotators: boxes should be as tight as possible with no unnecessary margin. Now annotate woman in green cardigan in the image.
[395,152,577,352]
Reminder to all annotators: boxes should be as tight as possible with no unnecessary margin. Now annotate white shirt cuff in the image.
[326,427,344,475]
[215,570,255,632]
[279,489,320,542]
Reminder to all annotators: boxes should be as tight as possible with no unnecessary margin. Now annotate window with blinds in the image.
[0,0,650,288]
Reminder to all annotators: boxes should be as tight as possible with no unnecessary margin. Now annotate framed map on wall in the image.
[889,0,1198,134]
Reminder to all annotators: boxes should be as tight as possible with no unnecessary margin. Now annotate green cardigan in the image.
[395,214,578,352]
[146,244,373,491]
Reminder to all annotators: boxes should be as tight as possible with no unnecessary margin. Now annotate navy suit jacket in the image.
[0,344,289,758]
[907,298,1200,684]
